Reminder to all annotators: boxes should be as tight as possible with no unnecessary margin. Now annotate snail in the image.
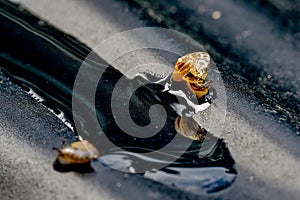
[53,140,99,165]
[172,52,212,98]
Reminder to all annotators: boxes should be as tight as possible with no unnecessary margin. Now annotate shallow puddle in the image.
[0,0,236,195]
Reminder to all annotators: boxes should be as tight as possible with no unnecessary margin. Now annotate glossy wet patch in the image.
[0,0,236,195]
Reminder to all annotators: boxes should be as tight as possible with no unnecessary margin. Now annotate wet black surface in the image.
[0,0,236,195]
[0,68,208,200]
[123,0,300,132]
[1,0,300,199]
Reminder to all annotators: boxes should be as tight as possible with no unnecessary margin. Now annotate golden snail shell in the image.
[172,52,212,98]
[53,140,99,165]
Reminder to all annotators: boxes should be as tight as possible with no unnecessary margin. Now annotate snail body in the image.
[53,140,99,165]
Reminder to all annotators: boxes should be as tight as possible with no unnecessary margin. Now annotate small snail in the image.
[53,140,99,165]
[172,52,212,98]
